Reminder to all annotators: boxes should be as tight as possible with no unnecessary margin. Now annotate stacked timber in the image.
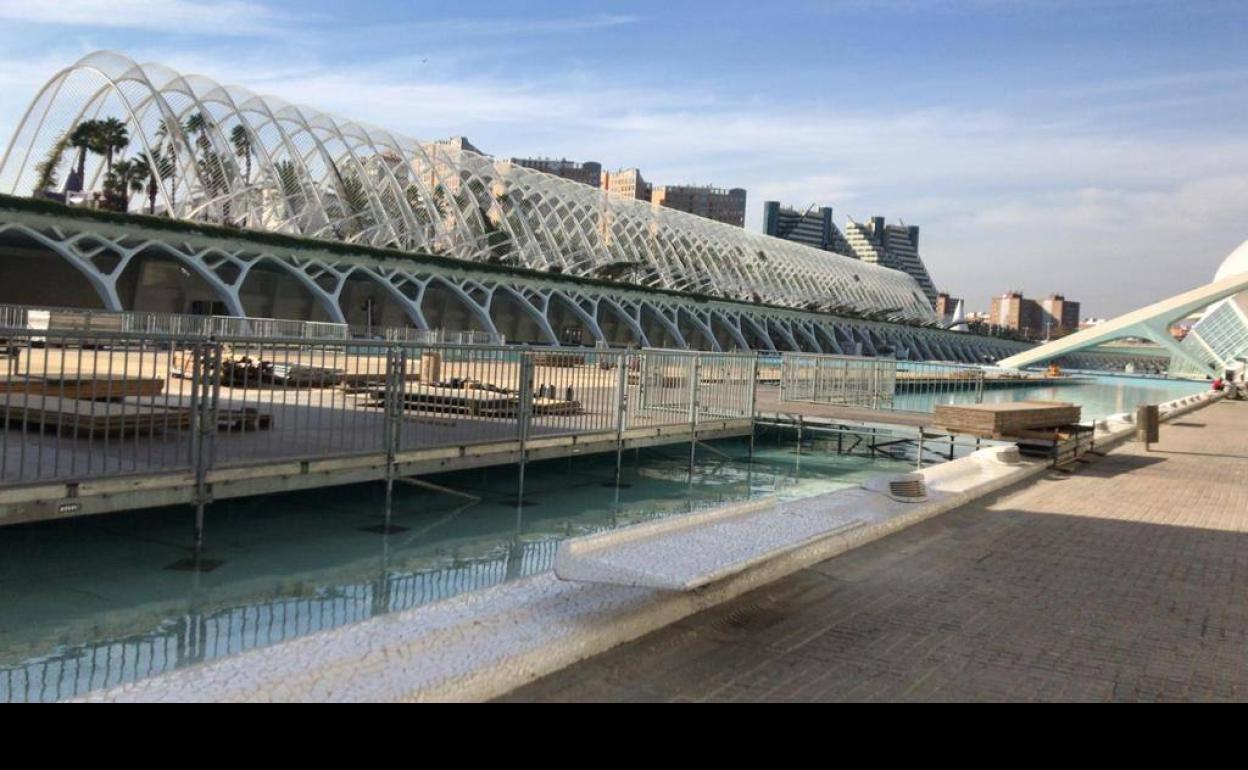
[0,376,164,401]
[171,350,343,387]
[933,401,1081,439]
[358,383,582,418]
[532,352,585,368]
[0,394,192,437]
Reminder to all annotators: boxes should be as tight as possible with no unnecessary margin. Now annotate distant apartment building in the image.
[652,184,747,227]
[934,292,964,325]
[1039,294,1081,338]
[991,292,1041,337]
[843,216,939,307]
[601,168,651,201]
[990,291,1081,339]
[761,202,851,253]
[510,157,602,188]
[439,136,484,154]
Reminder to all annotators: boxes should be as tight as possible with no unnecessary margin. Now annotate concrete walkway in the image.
[504,399,1248,702]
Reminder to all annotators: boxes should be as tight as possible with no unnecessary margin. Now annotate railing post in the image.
[688,354,701,473]
[191,341,221,559]
[516,351,535,506]
[382,344,405,531]
[748,352,759,460]
[611,350,628,487]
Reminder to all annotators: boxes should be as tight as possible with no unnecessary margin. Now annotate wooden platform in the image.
[933,401,1082,438]
[0,376,164,401]
[755,386,932,429]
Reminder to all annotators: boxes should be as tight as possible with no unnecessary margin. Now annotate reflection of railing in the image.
[0,538,562,703]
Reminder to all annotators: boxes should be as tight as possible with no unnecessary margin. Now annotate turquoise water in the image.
[894,375,1207,419]
[0,431,914,702]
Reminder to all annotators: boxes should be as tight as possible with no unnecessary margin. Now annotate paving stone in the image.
[504,400,1248,702]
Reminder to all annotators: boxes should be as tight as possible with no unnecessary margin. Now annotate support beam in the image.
[999,271,1248,374]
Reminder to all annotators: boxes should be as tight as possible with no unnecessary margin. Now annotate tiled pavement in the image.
[503,399,1248,702]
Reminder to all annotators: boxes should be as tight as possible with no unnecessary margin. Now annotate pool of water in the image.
[894,374,1207,419]
[0,431,914,702]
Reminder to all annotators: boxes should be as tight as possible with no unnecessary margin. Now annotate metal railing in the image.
[0,329,758,508]
[780,352,898,409]
[778,352,1097,414]
[382,327,504,346]
[0,303,351,340]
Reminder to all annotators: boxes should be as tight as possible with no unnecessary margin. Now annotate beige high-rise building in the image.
[1039,294,1081,338]
[651,184,746,227]
[990,291,1042,336]
[601,168,651,201]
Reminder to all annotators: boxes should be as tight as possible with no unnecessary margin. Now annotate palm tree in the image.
[32,132,70,194]
[67,120,101,192]
[137,154,160,215]
[154,118,182,213]
[230,124,252,185]
[94,117,130,173]
[102,158,148,211]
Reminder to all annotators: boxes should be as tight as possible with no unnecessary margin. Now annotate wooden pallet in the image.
[934,401,1081,438]
[0,376,165,401]
[1016,423,1096,468]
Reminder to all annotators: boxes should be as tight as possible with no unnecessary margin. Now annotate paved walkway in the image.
[504,399,1248,702]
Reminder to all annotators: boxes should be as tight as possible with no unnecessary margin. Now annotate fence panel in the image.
[696,352,757,419]
[521,348,623,440]
[780,352,899,409]
[391,344,526,450]
[628,349,696,429]
[201,337,392,468]
[0,330,198,484]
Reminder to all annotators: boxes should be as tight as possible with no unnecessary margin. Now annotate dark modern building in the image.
[762,202,848,252]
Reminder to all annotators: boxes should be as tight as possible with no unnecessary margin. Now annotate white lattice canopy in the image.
[0,51,937,323]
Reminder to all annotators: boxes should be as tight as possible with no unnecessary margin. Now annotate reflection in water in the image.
[0,433,911,702]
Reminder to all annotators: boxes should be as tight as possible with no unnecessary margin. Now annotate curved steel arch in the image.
[2,51,939,325]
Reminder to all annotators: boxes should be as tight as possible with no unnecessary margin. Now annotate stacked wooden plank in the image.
[0,394,192,437]
[0,376,165,401]
[359,384,582,418]
[933,401,1081,438]
[532,353,585,368]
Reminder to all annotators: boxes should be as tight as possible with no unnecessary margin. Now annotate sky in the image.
[0,0,1246,317]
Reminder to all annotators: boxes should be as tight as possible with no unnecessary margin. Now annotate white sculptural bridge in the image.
[1000,241,1248,375]
[0,51,934,324]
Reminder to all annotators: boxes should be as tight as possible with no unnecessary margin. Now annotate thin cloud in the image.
[0,0,289,36]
